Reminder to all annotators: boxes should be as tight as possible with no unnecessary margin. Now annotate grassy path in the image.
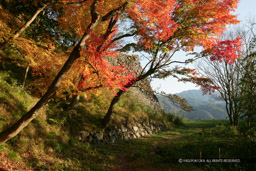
[92,120,256,171]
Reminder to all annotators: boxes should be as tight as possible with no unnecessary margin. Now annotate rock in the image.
[86,134,93,143]
[121,126,128,132]
[79,130,90,143]
[110,135,117,143]
[79,118,165,144]
[109,130,116,137]
[143,130,148,136]
[126,123,133,130]
[94,131,104,142]
[135,132,140,138]
[145,121,150,127]
[133,126,139,132]
[117,129,122,133]
[123,134,129,140]
[147,130,152,134]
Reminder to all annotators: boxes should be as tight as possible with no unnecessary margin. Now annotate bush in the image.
[168,114,175,122]
[239,124,256,138]
[173,115,184,127]
[203,124,239,136]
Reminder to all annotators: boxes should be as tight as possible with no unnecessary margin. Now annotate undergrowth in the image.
[0,49,173,170]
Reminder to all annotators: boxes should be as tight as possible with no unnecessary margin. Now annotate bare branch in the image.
[111,32,136,43]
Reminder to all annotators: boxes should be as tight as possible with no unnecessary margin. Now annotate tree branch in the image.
[102,2,128,21]
[111,32,136,43]
[55,0,88,5]
[79,0,101,48]
[80,84,102,91]
[0,3,48,50]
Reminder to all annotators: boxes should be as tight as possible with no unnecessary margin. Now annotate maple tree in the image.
[0,0,131,144]
[0,0,243,143]
[102,0,243,126]
[0,1,86,90]
[0,0,134,96]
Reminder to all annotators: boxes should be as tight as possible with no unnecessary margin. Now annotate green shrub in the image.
[203,124,239,136]
[173,115,184,127]
[168,114,175,122]
[229,125,239,135]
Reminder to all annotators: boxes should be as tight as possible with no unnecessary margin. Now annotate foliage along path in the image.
[94,120,256,171]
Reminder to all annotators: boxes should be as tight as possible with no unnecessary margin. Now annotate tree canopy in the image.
[0,0,243,143]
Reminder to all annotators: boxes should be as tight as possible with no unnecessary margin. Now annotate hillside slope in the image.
[0,49,170,170]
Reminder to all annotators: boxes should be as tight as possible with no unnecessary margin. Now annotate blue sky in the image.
[150,0,256,94]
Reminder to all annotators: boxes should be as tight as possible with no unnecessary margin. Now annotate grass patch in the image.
[89,120,256,170]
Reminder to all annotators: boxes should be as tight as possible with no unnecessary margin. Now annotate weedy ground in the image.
[92,120,256,171]
[0,48,173,170]
[0,49,256,170]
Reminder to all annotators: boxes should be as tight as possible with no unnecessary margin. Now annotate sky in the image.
[150,0,256,94]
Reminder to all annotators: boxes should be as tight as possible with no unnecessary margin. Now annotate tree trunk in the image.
[102,72,151,128]
[0,1,127,144]
[234,113,239,126]
[248,119,251,127]
[0,4,48,50]
[225,101,233,125]
[0,45,81,144]
[102,90,124,127]
[22,64,30,89]
[68,94,81,109]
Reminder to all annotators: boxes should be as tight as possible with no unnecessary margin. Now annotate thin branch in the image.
[80,84,102,91]
[141,59,153,75]
[102,2,128,21]
[111,32,136,43]
[97,17,117,51]
[0,3,48,50]
[90,0,100,24]
[80,1,128,48]
[149,45,160,70]
[79,0,100,48]
[56,0,88,5]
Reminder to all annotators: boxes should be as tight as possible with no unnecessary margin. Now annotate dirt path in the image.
[96,120,255,171]
[110,120,223,170]
[112,129,192,170]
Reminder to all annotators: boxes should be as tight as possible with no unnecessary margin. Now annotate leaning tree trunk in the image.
[68,94,81,109]
[0,4,48,50]
[102,72,151,127]
[0,45,81,144]
[103,90,125,127]
[0,20,100,144]
[0,1,127,144]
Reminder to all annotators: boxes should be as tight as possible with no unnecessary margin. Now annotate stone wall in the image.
[76,53,166,144]
[79,118,168,144]
[107,53,162,111]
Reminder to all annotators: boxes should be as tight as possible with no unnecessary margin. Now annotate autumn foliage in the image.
[207,37,244,64]
[0,0,244,143]
[0,0,242,96]
[0,152,33,170]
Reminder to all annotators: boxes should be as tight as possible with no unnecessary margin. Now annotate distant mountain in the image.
[157,90,227,120]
